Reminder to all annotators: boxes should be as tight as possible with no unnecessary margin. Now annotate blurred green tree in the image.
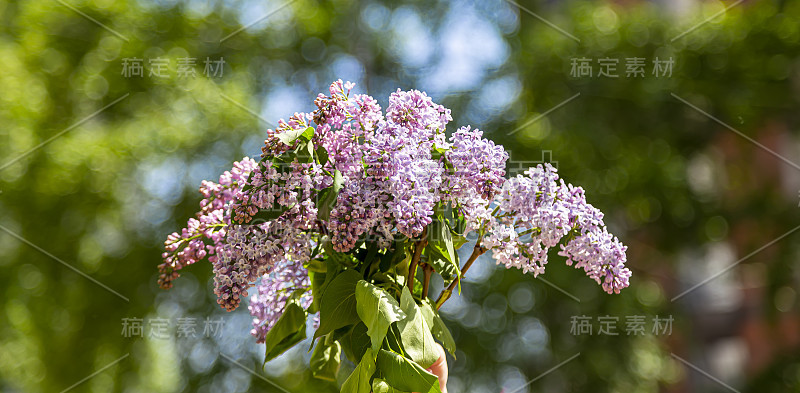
[2,0,800,392]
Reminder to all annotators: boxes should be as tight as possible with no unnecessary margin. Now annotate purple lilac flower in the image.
[326,129,397,252]
[557,184,630,293]
[213,225,255,311]
[313,79,354,133]
[328,180,388,252]
[248,258,313,343]
[387,141,442,238]
[161,80,630,342]
[214,220,314,311]
[445,126,509,200]
[158,158,258,289]
[327,121,446,248]
[261,112,314,159]
[385,88,452,137]
[314,80,384,177]
[559,227,630,294]
[482,163,631,293]
[216,151,322,310]
[233,159,325,228]
[321,85,454,249]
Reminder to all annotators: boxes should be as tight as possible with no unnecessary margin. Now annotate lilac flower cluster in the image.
[159,80,631,344]
[445,126,508,200]
[324,88,454,248]
[158,158,257,289]
[215,218,315,311]
[443,125,510,234]
[483,163,631,294]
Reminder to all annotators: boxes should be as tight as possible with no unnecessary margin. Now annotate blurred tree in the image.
[2,0,800,392]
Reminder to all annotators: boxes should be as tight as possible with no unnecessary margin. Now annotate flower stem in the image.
[421,264,433,298]
[407,228,428,292]
[435,243,487,310]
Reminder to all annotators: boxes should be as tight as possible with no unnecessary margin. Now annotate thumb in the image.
[424,344,448,393]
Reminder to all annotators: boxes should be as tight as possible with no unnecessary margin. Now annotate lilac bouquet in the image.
[158,80,630,392]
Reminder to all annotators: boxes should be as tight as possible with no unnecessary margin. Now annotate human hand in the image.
[416,343,448,393]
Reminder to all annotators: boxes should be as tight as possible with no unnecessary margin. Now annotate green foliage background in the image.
[1,0,800,392]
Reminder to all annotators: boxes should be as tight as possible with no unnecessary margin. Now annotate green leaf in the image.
[431,311,456,358]
[314,269,362,340]
[384,323,406,356]
[380,240,411,273]
[310,338,341,381]
[425,248,459,283]
[431,145,448,160]
[296,140,315,163]
[355,280,406,352]
[308,270,325,314]
[441,227,456,264]
[435,226,456,262]
[263,300,307,363]
[426,214,461,287]
[339,322,370,364]
[419,300,456,358]
[375,349,441,393]
[372,378,409,393]
[306,258,326,273]
[316,145,329,166]
[273,150,295,167]
[362,241,381,277]
[341,348,375,393]
[397,287,440,368]
[317,169,343,221]
[276,126,314,145]
[276,129,304,145]
[300,126,315,141]
[320,252,343,289]
[451,230,468,251]
[364,241,379,265]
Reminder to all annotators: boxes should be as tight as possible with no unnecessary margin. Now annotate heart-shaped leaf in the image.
[310,338,341,381]
[355,280,406,352]
[419,300,456,358]
[341,348,375,393]
[397,287,440,368]
[314,269,362,340]
[375,349,441,393]
[263,300,307,363]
